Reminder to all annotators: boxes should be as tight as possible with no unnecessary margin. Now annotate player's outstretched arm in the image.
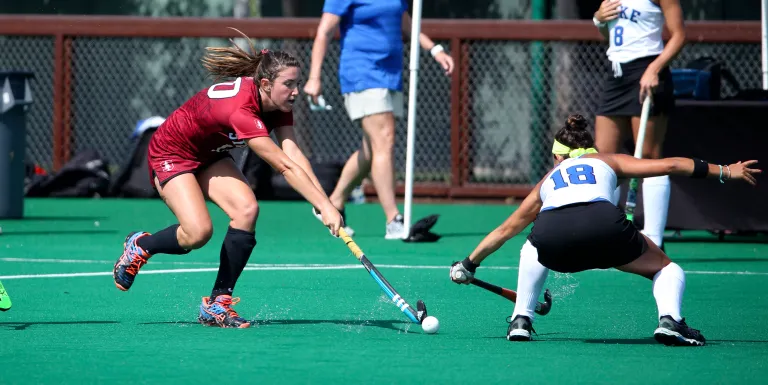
[604,154,761,185]
[274,126,330,200]
[247,136,342,235]
[470,179,544,263]
[450,180,544,284]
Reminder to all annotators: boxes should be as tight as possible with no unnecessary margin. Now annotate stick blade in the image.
[535,289,553,316]
[416,300,428,323]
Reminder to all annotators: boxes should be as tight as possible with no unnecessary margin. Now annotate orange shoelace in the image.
[217,296,242,318]
[125,254,147,275]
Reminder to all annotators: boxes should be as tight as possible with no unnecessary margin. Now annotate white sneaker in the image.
[385,214,407,240]
[312,207,355,237]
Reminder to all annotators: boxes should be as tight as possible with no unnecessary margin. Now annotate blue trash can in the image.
[0,71,35,219]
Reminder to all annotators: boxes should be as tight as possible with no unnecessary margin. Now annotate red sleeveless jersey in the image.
[147,77,293,184]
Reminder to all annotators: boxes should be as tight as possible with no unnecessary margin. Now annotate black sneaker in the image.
[654,315,706,346]
[506,315,535,341]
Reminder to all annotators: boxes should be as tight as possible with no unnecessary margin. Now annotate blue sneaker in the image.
[113,232,151,291]
[198,295,251,328]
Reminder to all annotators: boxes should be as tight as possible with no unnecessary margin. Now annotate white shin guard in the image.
[642,175,670,247]
[652,262,685,322]
[512,241,550,321]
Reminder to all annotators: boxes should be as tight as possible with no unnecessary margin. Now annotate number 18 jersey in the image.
[539,157,618,212]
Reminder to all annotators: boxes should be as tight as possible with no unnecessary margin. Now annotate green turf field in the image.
[2,199,767,384]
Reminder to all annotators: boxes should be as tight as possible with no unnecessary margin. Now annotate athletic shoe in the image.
[385,214,407,240]
[506,315,535,341]
[113,232,151,291]
[198,295,251,328]
[312,207,355,237]
[654,315,706,346]
[0,280,12,311]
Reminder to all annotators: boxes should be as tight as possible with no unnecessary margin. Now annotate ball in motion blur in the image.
[421,316,440,334]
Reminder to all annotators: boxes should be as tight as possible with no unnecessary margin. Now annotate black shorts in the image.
[527,201,648,273]
[595,55,675,117]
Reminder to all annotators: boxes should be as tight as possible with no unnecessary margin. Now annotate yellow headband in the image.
[552,140,598,158]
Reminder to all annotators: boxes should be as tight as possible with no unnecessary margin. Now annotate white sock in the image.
[652,262,685,322]
[512,241,550,321]
[642,175,670,247]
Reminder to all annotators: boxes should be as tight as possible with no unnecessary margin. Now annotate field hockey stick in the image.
[625,94,652,223]
[338,228,427,324]
[469,278,552,316]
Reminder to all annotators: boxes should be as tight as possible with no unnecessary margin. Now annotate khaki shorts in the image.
[343,88,404,121]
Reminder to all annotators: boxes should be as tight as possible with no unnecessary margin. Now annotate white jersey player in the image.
[605,0,666,73]
[592,0,687,251]
[449,114,761,347]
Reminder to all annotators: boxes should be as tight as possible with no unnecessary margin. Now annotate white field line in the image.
[0,258,766,279]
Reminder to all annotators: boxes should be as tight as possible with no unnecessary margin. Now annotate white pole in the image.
[762,0,768,90]
[403,0,423,237]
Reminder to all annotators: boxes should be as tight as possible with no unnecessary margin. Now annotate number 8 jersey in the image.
[539,157,618,212]
[606,0,665,64]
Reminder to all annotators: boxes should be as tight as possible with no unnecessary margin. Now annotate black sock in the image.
[136,224,189,256]
[211,227,256,298]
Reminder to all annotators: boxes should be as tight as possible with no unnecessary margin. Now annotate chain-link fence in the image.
[65,36,452,181]
[463,40,763,184]
[1,28,763,192]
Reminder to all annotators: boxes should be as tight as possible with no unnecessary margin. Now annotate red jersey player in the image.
[113,29,342,328]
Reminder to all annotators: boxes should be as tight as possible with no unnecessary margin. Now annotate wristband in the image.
[461,257,479,273]
[430,44,444,58]
[691,158,709,179]
[593,16,607,28]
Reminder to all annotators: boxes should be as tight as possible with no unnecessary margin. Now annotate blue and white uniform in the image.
[606,0,666,75]
[595,0,675,117]
[527,156,649,274]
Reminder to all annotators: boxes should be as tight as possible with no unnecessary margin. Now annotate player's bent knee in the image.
[180,223,214,249]
[230,200,259,230]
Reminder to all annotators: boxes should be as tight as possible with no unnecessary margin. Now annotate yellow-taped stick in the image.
[338,228,364,260]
